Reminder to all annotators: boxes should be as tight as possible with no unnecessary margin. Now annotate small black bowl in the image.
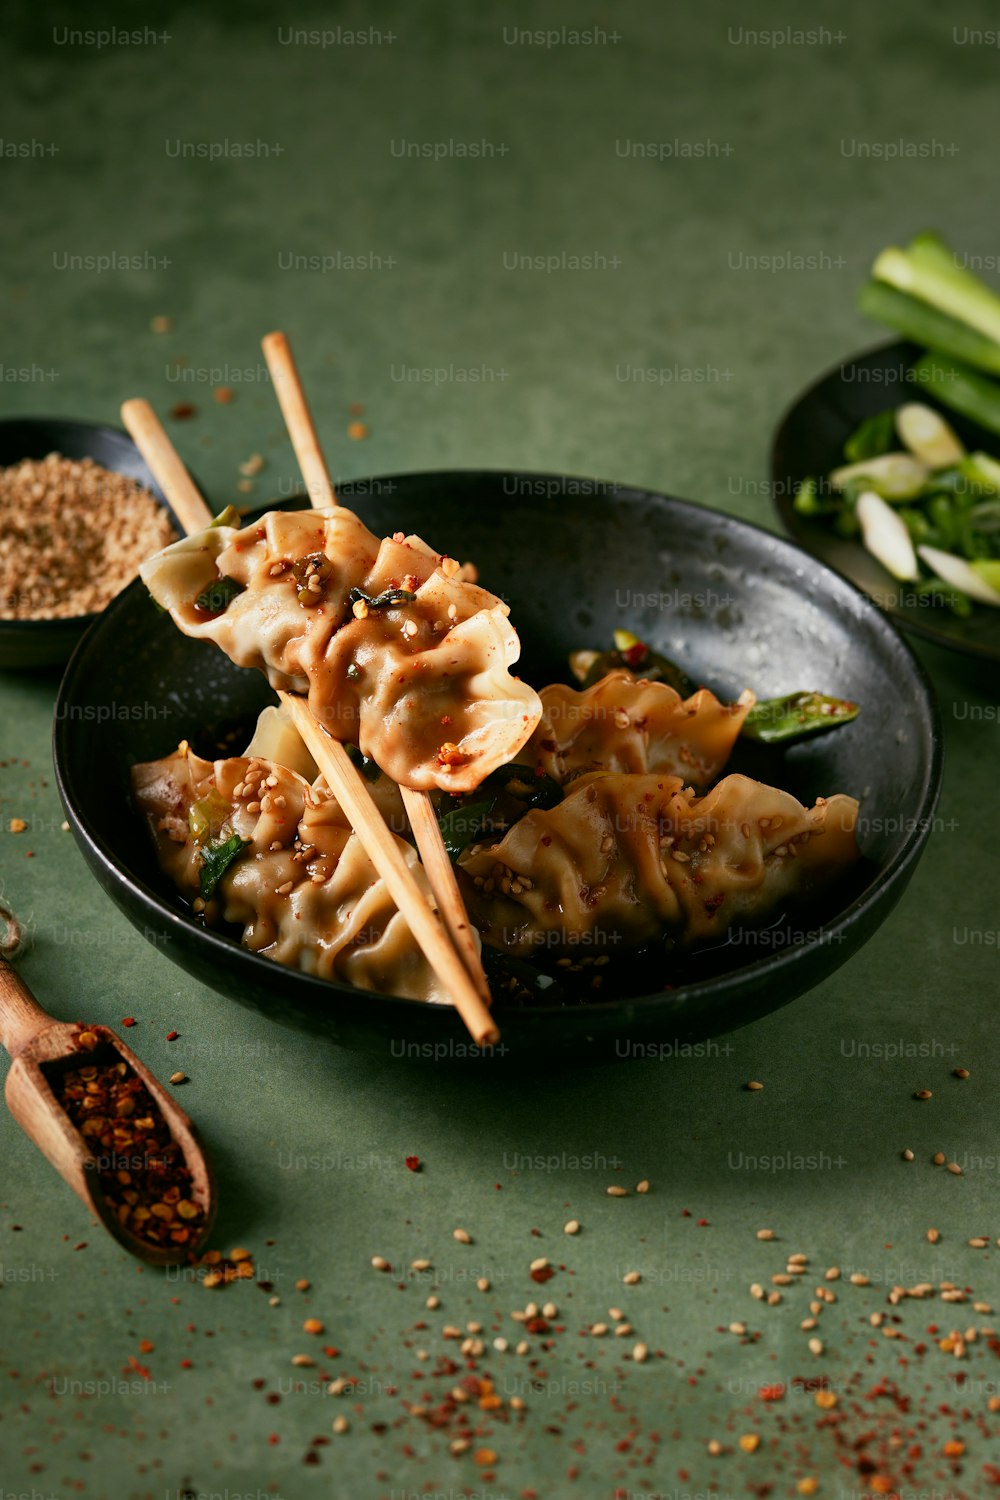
[772,339,1000,665]
[0,417,179,670]
[54,472,942,1063]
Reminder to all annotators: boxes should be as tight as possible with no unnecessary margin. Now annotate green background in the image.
[2,2,999,1497]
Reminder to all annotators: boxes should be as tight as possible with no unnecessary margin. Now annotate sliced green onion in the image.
[856,490,920,580]
[917,544,1000,606]
[911,353,1000,438]
[895,403,965,468]
[858,279,1000,377]
[830,453,928,501]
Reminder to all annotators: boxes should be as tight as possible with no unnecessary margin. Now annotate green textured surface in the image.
[2,2,999,1497]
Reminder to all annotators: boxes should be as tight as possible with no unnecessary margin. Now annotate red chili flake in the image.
[73,1242,87,1251]
[138,1340,155,1354]
[179,1359,192,1369]
[405,1156,421,1172]
[759,1384,785,1402]
[697,1219,709,1226]
[530,1266,556,1284]
[169,402,196,420]
[252,1378,266,1389]
[166,1031,179,1041]
[623,641,648,667]
[122,1018,137,1028]
[52,1029,204,1251]
[267,1434,280,1445]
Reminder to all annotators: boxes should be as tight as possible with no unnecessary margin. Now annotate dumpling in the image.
[131,743,458,1002]
[459,771,860,958]
[140,506,541,793]
[526,671,755,787]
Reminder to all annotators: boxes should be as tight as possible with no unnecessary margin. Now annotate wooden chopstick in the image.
[260,331,492,1005]
[121,398,499,1048]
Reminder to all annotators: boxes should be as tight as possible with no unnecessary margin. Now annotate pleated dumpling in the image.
[131,744,456,1002]
[527,671,755,788]
[140,506,541,792]
[459,771,860,958]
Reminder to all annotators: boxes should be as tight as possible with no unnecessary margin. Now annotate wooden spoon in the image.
[0,923,215,1266]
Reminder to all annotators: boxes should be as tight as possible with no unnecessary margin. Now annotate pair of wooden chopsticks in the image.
[121,332,498,1047]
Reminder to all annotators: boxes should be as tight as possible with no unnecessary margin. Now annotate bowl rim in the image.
[771,336,1000,664]
[53,468,944,1022]
[0,415,178,636]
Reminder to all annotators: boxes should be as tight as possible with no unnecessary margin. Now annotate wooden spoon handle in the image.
[0,958,58,1058]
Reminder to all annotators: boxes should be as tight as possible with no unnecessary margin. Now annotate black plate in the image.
[772,339,1000,664]
[53,472,942,1063]
[0,418,179,670]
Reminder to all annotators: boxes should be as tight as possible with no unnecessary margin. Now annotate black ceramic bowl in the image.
[772,339,1000,664]
[54,472,942,1063]
[0,417,178,670]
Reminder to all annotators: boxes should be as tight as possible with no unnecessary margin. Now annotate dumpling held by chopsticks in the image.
[141,507,542,793]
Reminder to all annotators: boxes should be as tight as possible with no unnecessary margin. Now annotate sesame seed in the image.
[623,1271,641,1285]
[767,1291,782,1306]
[953,1067,970,1079]
[632,1342,648,1363]
[969,1237,989,1249]
[750,1283,764,1300]
[849,1273,870,1286]
[800,1318,817,1331]
[607,1185,629,1197]
[824,1266,840,1280]
[902,1148,915,1161]
[729,1321,747,1335]
[788,1253,808,1265]
[529,1257,549,1272]
[410,1258,431,1271]
[808,1337,824,1356]
[426,1295,439,1310]
[933,1152,946,1165]
[913,1089,933,1100]
[291,1354,315,1367]
[493,1336,508,1352]
[591,1323,608,1337]
[477,1277,490,1292]
[636,1179,650,1194]
[738,1434,759,1453]
[542,1302,557,1318]
[303,1318,324,1335]
[332,1416,349,1435]
[168,1072,187,1085]
[453,1228,472,1243]
[371,1255,391,1272]
[947,1162,964,1176]
[756,1228,775,1241]
[564,1220,581,1235]
[746,1080,764,1092]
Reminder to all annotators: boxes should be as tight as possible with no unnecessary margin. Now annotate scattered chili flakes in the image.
[170,402,196,420]
[122,1017,137,1028]
[405,1156,421,1172]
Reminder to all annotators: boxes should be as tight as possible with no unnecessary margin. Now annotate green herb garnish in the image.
[349,586,418,610]
[437,800,495,860]
[345,743,382,783]
[194,575,245,617]
[843,409,897,463]
[198,832,250,900]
